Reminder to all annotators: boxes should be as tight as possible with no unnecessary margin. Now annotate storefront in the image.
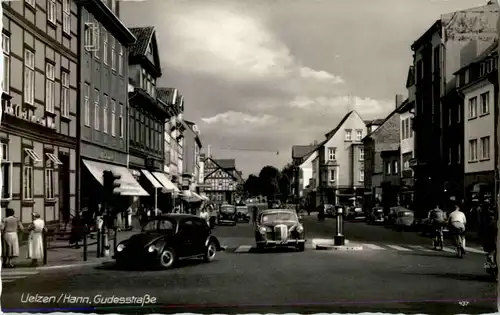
[151,171,181,212]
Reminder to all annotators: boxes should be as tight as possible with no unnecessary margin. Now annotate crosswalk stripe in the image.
[386,245,411,251]
[363,243,386,250]
[235,245,252,253]
[2,275,29,279]
[465,247,486,254]
[408,245,434,252]
[2,279,15,283]
[442,247,456,253]
[1,270,39,276]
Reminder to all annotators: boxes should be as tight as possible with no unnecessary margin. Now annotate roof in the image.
[128,27,155,58]
[157,88,177,105]
[214,159,236,169]
[406,66,415,88]
[324,110,356,139]
[362,105,402,141]
[184,120,195,126]
[292,145,316,159]
[454,40,498,75]
[365,118,385,126]
[411,20,441,51]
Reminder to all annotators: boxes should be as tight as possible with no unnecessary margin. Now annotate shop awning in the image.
[200,193,210,201]
[180,190,192,199]
[152,172,180,193]
[141,170,163,189]
[83,159,149,196]
[191,192,203,202]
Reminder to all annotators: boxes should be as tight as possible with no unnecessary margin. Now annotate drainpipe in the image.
[76,5,84,260]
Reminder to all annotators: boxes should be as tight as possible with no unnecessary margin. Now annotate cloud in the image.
[201,111,278,127]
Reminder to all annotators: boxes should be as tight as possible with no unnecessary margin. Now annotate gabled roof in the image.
[323,110,356,139]
[292,145,316,159]
[299,150,317,168]
[365,118,385,126]
[128,27,162,77]
[203,157,237,181]
[406,66,415,88]
[411,20,441,51]
[454,40,498,75]
[156,87,177,105]
[214,159,236,169]
[363,104,403,141]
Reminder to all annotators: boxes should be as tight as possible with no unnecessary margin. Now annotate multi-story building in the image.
[290,144,316,200]
[1,0,79,224]
[77,0,150,213]
[203,158,241,205]
[311,110,367,206]
[397,67,416,207]
[182,120,203,196]
[127,26,174,210]
[363,96,403,210]
[410,4,498,216]
[456,41,498,202]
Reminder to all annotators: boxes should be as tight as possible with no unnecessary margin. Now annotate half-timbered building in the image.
[203,158,241,205]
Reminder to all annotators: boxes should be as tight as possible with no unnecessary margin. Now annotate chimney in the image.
[207,145,211,158]
[395,94,404,109]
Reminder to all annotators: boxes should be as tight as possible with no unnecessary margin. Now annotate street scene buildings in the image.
[1,0,499,314]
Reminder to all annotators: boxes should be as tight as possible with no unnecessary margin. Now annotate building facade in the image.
[182,120,202,194]
[203,158,240,205]
[290,144,316,201]
[1,0,79,224]
[457,42,498,202]
[313,110,367,206]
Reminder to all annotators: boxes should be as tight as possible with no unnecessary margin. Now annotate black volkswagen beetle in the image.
[255,209,306,251]
[114,214,221,269]
[218,204,237,225]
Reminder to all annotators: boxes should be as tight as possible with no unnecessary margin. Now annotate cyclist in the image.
[447,203,467,253]
[428,205,446,247]
[479,202,497,268]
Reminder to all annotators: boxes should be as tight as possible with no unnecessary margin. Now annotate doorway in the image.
[58,152,70,227]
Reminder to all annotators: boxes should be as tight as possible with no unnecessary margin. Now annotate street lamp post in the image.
[334,206,345,246]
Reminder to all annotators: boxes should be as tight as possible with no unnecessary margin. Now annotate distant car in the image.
[367,207,384,224]
[324,204,335,217]
[236,206,250,223]
[255,209,306,251]
[392,207,415,230]
[218,205,237,225]
[114,214,221,269]
[347,206,365,220]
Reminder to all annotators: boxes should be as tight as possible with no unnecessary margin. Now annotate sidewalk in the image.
[10,229,137,270]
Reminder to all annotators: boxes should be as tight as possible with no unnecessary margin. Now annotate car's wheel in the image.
[204,241,217,262]
[296,243,305,252]
[159,247,176,269]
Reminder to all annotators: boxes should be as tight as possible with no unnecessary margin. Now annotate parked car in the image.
[347,206,365,220]
[255,209,306,251]
[218,205,237,225]
[324,204,335,217]
[113,214,221,269]
[236,206,250,223]
[392,207,415,230]
[367,207,385,224]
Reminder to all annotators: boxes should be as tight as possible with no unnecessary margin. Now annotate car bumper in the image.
[219,220,236,224]
[113,250,158,264]
[257,239,306,247]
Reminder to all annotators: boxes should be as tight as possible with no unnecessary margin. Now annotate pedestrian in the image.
[252,206,258,224]
[200,208,210,227]
[27,212,46,267]
[126,206,133,230]
[69,211,84,248]
[2,208,24,268]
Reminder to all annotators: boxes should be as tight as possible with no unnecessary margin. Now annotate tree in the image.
[278,173,291,203]
[235,183,245,199]
[258,166,281,206]
[243,174,260,197]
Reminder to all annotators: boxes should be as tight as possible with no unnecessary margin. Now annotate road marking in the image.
[408,245,434,252]
[2,279,15,283]
[1,270,39,276]
[235,245,253,253]
[386,245,411,251]
[1,275,29,279]
[363,243,386,250]
[465,247,486,254]
[442,247,456,253]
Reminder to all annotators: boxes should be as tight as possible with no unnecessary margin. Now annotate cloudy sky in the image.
[120,0,487,177]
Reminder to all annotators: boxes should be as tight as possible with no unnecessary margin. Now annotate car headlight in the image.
[148,245,157,253]
[117,244,126,252]
[259,226,267,234]
[296,225,304,233]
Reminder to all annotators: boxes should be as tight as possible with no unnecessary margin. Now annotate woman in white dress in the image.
[2,208,24,268]
[28,212,46,267]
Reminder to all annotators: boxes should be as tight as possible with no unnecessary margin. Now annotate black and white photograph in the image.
[0,0,499,313]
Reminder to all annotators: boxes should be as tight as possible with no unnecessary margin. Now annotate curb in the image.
[311,238,350,248]
[34,260,113,271]
[315,244,364,251]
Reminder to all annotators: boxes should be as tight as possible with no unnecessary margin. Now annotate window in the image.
[45,156,55,200]
[22,149,39,200]
[111,37,116,70]
[359,169,364,182]
[47,0,56,24]
[480,63,486,76]
[457,104,461,123]
[457,144,461,163]
[142,69,147,89]
[45,63,55,113]
[480,92,489,115]
[84,83,90,126]
[84,22,99,52]
[345,129,352,141]
[24,49,35,105]
[356,129,362,141]
[480,136,490,159]
[401,120,406,139]
[94,89,100,130]
[469,139,478,162]
[103,30,108,65]
[329,169,336,182]
[25,0,35,7]
[359,148,364,161]
[393,161,398,174]
[103,95,108,133]
[61,71,70,117]
[111,99,116,136]
[1,143,12,200]
[386,161,391,175]
[468,97,477,119]
[63,0,71,34]
[119,104,124,138]
[3,34,10,93]
[328,148,336,160]
[118,44,123,75]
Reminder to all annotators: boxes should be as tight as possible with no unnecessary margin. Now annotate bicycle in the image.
[454,231,466,258]
[432,225,444,251]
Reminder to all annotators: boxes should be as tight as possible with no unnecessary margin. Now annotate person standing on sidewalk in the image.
[2,208,24,268]
[27,212,46,267]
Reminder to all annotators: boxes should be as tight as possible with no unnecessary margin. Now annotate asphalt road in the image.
[1,218,497,314]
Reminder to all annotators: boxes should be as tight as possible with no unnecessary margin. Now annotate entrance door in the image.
[58,153,70,226]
